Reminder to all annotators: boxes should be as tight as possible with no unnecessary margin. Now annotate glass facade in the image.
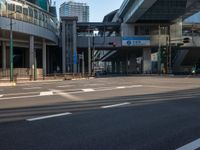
[27,0,48,11]
[59,1,89,22]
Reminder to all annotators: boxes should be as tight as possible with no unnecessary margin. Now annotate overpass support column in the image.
[143,48,152,74]
[42,39,46,77]
[2,41,6,73]
[29,35,35,80]
[73,20,77,74]
[62,22,66,74]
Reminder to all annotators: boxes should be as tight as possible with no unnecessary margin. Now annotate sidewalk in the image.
[0,76,93,87]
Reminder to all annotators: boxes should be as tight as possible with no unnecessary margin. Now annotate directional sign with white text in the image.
[122,37,150,46]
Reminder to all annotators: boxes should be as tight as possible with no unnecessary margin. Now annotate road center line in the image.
[101,102,131,109]
[82,89,95,92]
[116,86,126,89]
[57,85,74,88]
[0,95,3,98]
[176,138,200,150]
[40,91,53,96]
[26,112,72,122]
[23,87,42,90]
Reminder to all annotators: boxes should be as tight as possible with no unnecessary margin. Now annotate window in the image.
[23,8,28,16]
[8,4,15,11]
[28,7,33,17]
[16,5,22,13]
[34,9,38,19]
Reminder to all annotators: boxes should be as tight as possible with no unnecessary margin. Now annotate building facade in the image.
[0,0,59,80]
[59,1,89,22]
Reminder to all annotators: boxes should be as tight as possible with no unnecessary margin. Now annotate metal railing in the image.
[0,0,58,33]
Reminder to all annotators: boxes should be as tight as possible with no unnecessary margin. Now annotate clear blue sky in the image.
[56,0,124,22]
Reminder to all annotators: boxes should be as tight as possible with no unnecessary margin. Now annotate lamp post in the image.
[88,28,91,76]
[9,13,14,82]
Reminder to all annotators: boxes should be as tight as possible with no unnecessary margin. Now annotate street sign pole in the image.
[10,16,14,82]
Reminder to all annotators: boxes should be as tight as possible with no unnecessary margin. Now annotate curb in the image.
[0,82,16,87]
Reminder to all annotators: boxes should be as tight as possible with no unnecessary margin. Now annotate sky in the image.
[56,0,124,22]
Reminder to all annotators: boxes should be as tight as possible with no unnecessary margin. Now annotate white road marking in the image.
[40,91,53,96]
[0,95,42,100]
[23,87,42,90]
[52,89,80,101]
[0,95,3,98]
[128,85,143,88]
[0,85,143,100]
[69,85,143,94]
[27,112,72,121]
[116,86,126,89]
[57,85,74,88]
[101,102,131,109]
[176,138,200,150]
[82,89,95,92]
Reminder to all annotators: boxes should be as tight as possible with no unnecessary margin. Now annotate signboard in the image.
[122,37,150,46]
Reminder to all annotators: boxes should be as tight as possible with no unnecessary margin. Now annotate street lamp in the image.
[9,12,15,82]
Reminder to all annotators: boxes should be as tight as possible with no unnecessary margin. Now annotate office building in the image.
[59,1,89,22]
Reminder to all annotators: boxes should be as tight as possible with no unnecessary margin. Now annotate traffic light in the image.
[183,37,190,43]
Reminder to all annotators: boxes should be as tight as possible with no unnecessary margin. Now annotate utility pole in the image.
[158,25,161,74]
[168,26,172,74]
[9,14,14,82]
[88,29,91,76]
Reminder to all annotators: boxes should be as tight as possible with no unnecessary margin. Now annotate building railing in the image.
[0,0,58,33]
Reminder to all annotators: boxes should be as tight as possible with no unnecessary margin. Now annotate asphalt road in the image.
[0,76,200,150]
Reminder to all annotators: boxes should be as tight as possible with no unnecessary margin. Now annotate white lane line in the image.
[0,95,3,98]
[40,91,53,96]
[176,138,200,150]
[116,86,126,89]
[27,112,72,122]
[101,102,131,109]
[57,85,74,88]
[128,85,143,88]
[0,95,42,100]
[23,87,42,90]
[82,89,95,92]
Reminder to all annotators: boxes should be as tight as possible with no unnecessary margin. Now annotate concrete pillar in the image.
[42,39,46,76]
[143,48,152,74]
[129,54,137,74]
[112,61,116,73]
[2,41,6,71]
[88,36,91,75]
[29,35,34,78]
[73,20,77,74]
[62,21,66,74]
